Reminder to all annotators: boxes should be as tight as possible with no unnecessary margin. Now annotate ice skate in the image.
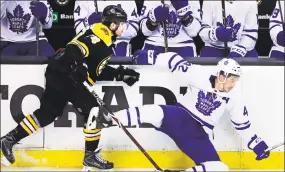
[82,147,114,171]
[0,130,18,166]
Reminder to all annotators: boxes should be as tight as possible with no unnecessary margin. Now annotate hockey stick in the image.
[83,81,163,171]
[259,141,284,158]
[94,0,98,13]
[161,0,168,53]
[277,0,285,33]
[34,0,39,56]
[265,141,284,152]
[221,0,229,57]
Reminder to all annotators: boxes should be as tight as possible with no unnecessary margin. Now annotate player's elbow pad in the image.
[141,18,156,36]
[183,17,201,37]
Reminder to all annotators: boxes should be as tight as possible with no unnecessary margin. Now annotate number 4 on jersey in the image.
[243,106,248,116]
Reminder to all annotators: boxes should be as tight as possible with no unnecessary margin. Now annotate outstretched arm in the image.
[132,50,202,84]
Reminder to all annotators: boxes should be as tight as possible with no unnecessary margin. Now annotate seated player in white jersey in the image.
[74,0,139,57]
[91,50,271,171]
[140,0,201,58]
[269,0,284,58]
[199,0,259,58]
[0,0,54,56]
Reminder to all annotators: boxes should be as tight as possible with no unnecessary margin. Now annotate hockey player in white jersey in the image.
[93,50,271,171]
[74,0,139,57]
[140,0,201,58]
[0,0,54,56]
[269,0,284,58]
[199,0,259,58]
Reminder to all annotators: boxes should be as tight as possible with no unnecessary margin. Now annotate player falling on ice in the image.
[92,50,271,171]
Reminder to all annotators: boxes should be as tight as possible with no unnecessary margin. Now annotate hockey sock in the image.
[13,114,40,141]
[84,128,101,152]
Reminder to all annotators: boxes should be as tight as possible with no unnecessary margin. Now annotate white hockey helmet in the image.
[216,58,242,77]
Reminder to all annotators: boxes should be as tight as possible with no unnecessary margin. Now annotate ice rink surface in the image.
[1,168,284,171]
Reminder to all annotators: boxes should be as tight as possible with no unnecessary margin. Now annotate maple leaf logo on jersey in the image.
[217,15,241,42]
[162,11,182,38]
[7,5,31,34]
[195,90,222,116]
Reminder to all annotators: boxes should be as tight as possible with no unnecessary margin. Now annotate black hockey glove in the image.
[116,65,140,86]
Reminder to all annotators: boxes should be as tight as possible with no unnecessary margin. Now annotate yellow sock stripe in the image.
[83,128,101,134]
[20,121,32,135]
[85,135,101,141]
[26,115,39,131]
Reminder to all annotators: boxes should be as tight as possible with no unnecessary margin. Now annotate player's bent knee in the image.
[33,109,59,127]
[137,105,164,128]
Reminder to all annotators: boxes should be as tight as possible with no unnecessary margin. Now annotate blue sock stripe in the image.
[135,107,141,125]
[192,167,197,172]
[126,109,131,126]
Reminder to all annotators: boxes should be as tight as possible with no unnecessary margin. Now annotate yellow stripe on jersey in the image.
[91,23,113,46]
[20,121,32,135]
[68,40,89,58]
[87,72,95,85]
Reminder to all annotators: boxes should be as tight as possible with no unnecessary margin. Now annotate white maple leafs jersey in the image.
[73,0,139,55]
[270,0,285,53]
[140,0,202,47]
[199,1,258,51]
[1,0,52,42]
[146,51,256,142]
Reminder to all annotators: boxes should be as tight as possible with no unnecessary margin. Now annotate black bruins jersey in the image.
[67,23,115,84]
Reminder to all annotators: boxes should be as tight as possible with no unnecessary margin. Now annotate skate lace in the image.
[95,152,108,164]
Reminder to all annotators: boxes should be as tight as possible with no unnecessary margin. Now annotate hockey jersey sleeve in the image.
[144,51,202,85]
[238,3,258,52]
[227,90,257,144]
[198,1,214,43]
[1,1,7,19]
[269,1,284,47]
[74,0,93,34]
[183,0,202,37]
[41,1,53,29]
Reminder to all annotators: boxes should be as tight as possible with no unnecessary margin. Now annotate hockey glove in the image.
[30,1,48,24]
[277,31,285,47]
[116,66,140,86]
[248,135,270,160]
[209,27,233,42]
[170,0,192,19]
[132,50,159,65]
[228,45,247,57]
[88,12,102,26]
[148,5,169,23]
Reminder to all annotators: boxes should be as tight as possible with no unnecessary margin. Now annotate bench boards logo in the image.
[1,84,188,128]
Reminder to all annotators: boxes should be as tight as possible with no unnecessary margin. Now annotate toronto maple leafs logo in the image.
[217,15,241,42]
[195,90,222,116]
[7,5,31,34]
[162,11,181,38]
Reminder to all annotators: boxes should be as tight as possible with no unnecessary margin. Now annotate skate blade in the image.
[82,166,114,171]
[1,156,11,167]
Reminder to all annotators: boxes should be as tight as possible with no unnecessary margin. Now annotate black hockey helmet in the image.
[102,5,127,27]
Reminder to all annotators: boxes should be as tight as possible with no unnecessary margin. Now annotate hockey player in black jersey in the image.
[0,5,139,170]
